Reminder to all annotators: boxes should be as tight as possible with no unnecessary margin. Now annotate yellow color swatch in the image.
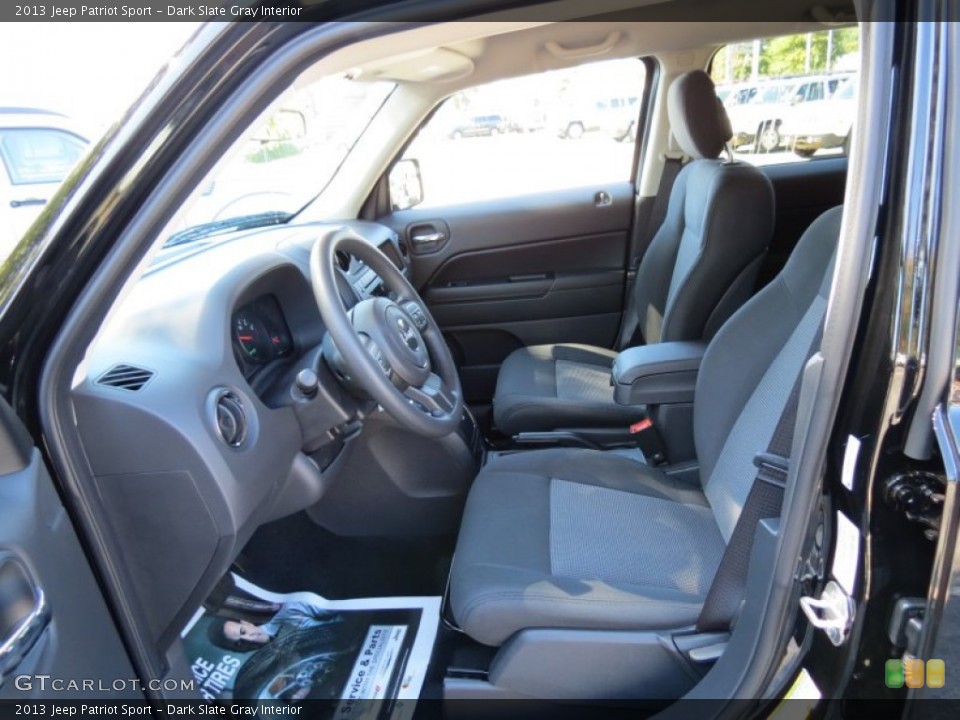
[926,659,945,689]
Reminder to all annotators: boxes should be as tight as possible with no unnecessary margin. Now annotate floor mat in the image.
[237,511,455,600]
[183,573,441,720]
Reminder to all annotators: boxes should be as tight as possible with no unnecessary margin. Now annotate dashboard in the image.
[233,294,294,368]
[225,221,410,384]
[72,218,411,652]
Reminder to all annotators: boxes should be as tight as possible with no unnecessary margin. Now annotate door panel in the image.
[392,184,633,286]
[381,183,633,404]
[0,399,137,699]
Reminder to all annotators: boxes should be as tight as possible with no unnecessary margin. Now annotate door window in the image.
[0,128,87,185]
[393,57,646,209]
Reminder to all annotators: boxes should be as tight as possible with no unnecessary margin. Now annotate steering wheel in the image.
[310,227,463,437]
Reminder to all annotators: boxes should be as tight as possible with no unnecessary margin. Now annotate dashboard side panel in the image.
[73,251,315,646]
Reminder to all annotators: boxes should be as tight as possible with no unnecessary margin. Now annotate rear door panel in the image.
[382,182,633,403]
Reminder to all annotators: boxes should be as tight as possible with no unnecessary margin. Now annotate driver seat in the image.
[449,207,841,648]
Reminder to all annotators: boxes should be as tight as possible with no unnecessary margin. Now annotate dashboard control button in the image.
[402,301,428,331]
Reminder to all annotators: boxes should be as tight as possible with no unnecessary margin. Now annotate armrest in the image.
[612,341,707,405]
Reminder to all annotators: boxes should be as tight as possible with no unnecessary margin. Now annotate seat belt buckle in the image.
[629,418,667,466]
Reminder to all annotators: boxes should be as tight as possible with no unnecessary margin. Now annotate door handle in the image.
[407,222,449,254]
[411,231,444,245]
[9,198,47,209]
[0,555,51,686]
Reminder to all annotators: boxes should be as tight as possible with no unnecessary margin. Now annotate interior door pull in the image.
[9,198,47,209]
[407,221,449,254]
[0,555,51,686]
[411,230,445,245]
[509,273,549,282]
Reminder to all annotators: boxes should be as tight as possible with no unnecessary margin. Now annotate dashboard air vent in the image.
[215,392,247,448]
[97,364,155,391]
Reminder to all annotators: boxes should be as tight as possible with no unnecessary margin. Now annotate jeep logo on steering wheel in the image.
[396,315,419,353]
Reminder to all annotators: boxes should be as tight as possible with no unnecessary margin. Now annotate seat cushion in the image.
[449,449,726,646]
[493,344,641,435]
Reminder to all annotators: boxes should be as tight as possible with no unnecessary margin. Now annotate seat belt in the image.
[697,324,825,632]
[616,152,685,350]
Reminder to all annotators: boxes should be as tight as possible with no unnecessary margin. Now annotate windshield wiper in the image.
[162,210,292,249]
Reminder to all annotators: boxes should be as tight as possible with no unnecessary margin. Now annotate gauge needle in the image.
[238,335,253,341]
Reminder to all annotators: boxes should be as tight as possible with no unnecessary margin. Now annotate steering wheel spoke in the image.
[358,333,392,377]
[404,373,456,416]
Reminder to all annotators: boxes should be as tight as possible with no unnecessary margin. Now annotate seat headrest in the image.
[667,70,733,160]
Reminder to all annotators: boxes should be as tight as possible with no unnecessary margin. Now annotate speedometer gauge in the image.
[234,313,271,363]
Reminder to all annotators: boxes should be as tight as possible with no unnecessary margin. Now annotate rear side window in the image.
[0,128,87,185]
[710,27,860,164]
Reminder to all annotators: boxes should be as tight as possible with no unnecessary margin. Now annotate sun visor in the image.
[351,47,476,84]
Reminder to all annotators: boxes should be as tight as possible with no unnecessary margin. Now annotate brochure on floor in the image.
[181,574,441,719]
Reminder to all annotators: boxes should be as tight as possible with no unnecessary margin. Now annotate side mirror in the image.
[389,158,424,211]
[250,109,307,144]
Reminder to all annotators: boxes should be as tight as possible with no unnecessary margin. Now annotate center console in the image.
[611,341,705,405]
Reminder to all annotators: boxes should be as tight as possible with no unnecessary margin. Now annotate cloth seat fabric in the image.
[450,449,724,646]
[493,344,641,434]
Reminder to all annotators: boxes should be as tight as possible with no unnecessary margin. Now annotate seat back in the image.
[693,206,842,541]
[632,71,775,345]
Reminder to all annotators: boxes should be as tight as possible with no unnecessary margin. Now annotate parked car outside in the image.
[726,73,853,153]
[556,95,639,139]
[781,76,858,157]
[0,108,89,259]
[726,79,797,150]
[723,81,760,107]
[447,114,508,138]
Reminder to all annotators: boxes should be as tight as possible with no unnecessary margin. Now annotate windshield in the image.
[163,76,395,244]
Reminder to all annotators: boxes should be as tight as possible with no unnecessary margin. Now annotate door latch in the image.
[799,579,855,647]
[883,472,945,541]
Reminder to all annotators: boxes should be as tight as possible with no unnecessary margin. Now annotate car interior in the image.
[46,4,880,709]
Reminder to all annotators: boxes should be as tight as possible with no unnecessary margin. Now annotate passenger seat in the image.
[493,70,776,436]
